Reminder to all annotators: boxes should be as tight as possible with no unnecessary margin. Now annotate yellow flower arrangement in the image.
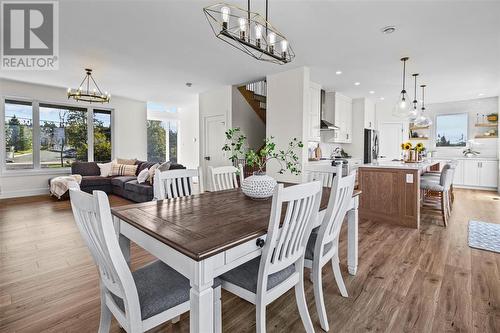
[415,142,425,152]
[401,142,413,150]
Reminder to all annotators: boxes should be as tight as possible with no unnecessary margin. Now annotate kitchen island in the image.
[358,160,440,229]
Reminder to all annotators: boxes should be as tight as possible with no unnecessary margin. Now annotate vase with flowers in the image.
[222,128,303,199]
[401,142,426,162]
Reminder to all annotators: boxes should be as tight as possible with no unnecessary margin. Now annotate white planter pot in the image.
[241,173,277,200]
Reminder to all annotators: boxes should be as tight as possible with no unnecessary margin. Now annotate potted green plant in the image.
[222,128,303,199]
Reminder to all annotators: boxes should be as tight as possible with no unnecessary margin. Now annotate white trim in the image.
[0,187,49,199]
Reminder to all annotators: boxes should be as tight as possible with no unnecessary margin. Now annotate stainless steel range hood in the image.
[320,89,339,130]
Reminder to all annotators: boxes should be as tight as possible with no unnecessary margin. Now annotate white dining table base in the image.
[114,195,359,333]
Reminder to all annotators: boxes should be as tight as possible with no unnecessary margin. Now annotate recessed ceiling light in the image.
[369,90,375,94]
[186,82,193,87]
[335,70,342,75]
[354,82,361,86]
[380,97,385,100]
[381,26,396,34]
[478,93,484,96]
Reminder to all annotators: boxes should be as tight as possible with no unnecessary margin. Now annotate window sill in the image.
[0,168,71,178]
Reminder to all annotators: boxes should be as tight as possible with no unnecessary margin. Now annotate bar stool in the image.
[420,167,455,227]
[422,161,457,205]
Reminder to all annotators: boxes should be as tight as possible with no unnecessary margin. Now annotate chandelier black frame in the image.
[67,69,110,103]
[203,0,295,65]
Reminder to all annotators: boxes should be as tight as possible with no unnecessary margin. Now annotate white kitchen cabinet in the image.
[479,160,498,187]
[458,159,498,188]
[364,100,376,129]
[307,82,321,142]
[453,159,465,185]
[333,92,353,143]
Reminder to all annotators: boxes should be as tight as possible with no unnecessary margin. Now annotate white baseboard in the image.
[0,187,49,199]
[454,184,498,191]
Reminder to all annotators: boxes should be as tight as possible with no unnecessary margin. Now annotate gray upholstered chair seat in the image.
[112,260,221,320]
[305,229,333,260]
[220,256,295,293]
[420,179,444,191]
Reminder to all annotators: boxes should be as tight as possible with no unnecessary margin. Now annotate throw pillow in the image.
[97,162,113,177]
[148,163,160,184]
[137,168,150,184]
[111,163,138,176]
[158,161,171,172]
[116,158,137,165]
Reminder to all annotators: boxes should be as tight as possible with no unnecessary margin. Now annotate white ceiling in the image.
[1,0,499,107]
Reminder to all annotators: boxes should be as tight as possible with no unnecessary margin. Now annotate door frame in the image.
[201,114,228,190]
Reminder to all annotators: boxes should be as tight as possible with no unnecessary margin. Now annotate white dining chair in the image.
[208,164,244,191]
[305,164,343,187]
[69,189,221,333]
[154,167,204,200]
[304,172,356,331]
[220,181,323,333]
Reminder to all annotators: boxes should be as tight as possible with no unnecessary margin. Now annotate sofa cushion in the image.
[111,163,138,176]
[136,161,158,176]
[71,162,101,176]
[81,176,112,187]
[125,180,153,196]
[111,176,137,189]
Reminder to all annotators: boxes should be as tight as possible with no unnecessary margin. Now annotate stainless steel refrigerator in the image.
[364,129,379,163]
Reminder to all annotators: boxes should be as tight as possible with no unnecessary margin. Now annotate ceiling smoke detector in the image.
[381,26,396,34]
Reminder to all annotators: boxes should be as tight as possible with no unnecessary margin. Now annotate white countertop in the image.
[431,156,498,161]
[359,160,439,170]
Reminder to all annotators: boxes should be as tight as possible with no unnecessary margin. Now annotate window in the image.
[147,119,178,163]
[39,104,88,168]
[435,113,468,147]
[4,100,33,170]
[2,98,113,171]
[93,109,112,163]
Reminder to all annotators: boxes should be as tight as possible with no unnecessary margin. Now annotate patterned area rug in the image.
[469,220,500,253]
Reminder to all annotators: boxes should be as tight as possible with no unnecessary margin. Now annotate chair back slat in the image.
[259,182,322,281]
[154,168,203,200]
[316,173,356,257]
[305,164,342,188]
[209,164,243,192]
[69,189,140,312]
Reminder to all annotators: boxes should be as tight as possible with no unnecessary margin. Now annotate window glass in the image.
[168,121,178,163]
[435,113,468,147]
[93,109,112,162]
[4,100,33,170]
[147,120,166,163]
[39,104,88,168]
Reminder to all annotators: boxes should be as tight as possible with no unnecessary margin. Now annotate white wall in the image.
[0,78,147,198]
[231,86,265,150]
[376,96,499,158]
[266,67,309,183]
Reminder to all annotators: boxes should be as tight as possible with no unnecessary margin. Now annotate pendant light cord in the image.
[402,59,406,91]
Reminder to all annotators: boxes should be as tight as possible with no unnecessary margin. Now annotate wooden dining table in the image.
[111,185,361,333]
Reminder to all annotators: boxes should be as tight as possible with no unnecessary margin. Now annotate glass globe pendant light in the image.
[392,57,413,118]
[414,84,432,127]
[408,73,420,122]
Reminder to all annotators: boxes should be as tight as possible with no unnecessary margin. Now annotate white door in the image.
[479,160,498,188]
[378,122,404,160]
[202,115,228,190]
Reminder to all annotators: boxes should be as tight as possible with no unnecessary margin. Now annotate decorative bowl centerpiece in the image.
[223,128,303,200]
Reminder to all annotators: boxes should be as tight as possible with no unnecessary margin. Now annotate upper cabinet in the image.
[353,98,376,130]
[331,92,353,143]
[307,82,321,142]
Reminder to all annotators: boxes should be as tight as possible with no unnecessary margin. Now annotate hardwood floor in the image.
[1,189,499,332]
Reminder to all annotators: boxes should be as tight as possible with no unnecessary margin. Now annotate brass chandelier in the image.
[203,0,295,65]
[67,69,111,103]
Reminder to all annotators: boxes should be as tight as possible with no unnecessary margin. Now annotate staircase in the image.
[237,80,267,124]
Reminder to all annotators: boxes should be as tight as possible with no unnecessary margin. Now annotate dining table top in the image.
[111,184,361,262]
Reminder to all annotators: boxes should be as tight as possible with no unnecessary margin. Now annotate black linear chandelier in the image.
[67,69,111,103]
[203,0,295,65]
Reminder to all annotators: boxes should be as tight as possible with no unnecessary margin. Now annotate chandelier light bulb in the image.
[238,17,246,40]
[221,6,230,29]
[268,32,276,53]
[281,39,288,58]
[255,24,262,48]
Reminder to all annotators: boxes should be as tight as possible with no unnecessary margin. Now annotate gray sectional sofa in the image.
[71,160,185,202]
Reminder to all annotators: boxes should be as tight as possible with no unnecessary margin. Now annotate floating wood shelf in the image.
[475,123,498,127]
[474,135,498,139]
[408,137,429,140]
[409,126,430,130]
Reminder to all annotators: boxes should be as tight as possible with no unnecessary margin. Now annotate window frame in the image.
[1,95,114,175]
[434,112,469,149]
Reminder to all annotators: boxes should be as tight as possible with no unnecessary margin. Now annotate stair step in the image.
[253,94,266,102]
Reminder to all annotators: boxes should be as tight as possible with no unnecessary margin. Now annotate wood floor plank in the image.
[0,189,499,332]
